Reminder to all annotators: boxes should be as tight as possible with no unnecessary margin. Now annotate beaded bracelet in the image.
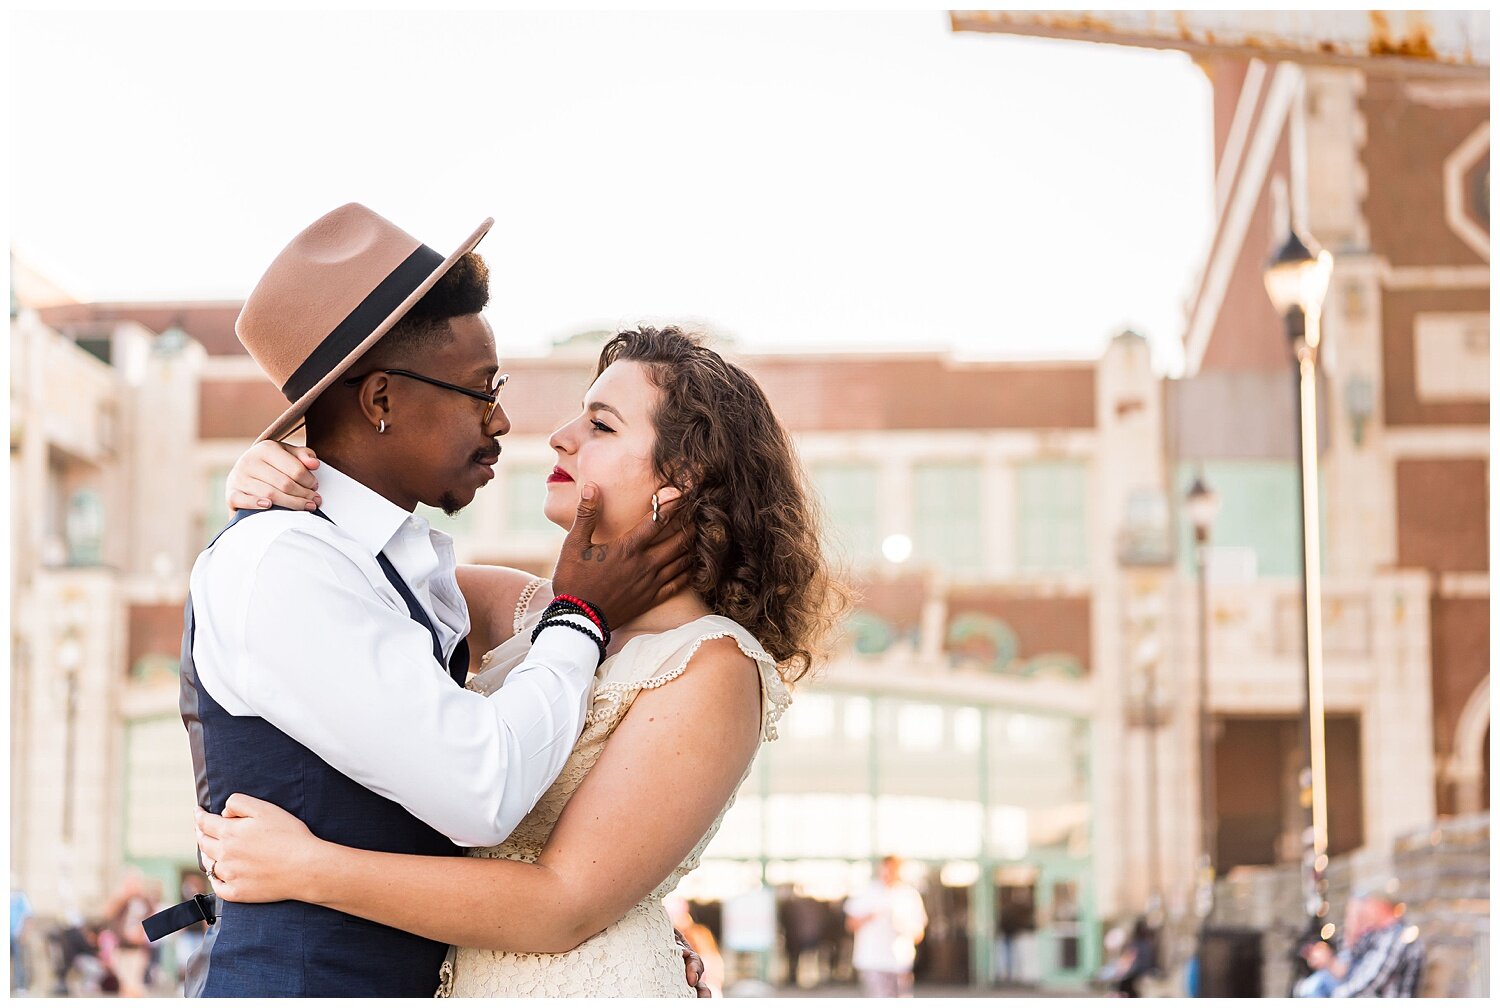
[552,594,611,641]
[531,616,607,665]
[541,600,600,634]
[531,612,604,647]
[542,598,610,646]
[532,617,602,647]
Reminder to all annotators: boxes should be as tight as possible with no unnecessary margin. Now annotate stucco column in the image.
[1362,571,1436,852]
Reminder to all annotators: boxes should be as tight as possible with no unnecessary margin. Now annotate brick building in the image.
[955,0,1488,848]
[1174,45,1489,867]
[1179,42,1487,999]
[952,8,1489,996]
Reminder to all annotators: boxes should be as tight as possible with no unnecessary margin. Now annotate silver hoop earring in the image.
[651,493,660,522]
[377,420,386,434]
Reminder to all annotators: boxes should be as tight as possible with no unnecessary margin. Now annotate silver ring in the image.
[206,860,222,883]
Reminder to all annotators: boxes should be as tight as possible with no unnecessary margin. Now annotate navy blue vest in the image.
[181,508,468,997]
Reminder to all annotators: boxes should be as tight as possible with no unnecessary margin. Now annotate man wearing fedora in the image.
[157,205,690,996]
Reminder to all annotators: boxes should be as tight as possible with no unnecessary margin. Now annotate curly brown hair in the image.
[597,327,846,682]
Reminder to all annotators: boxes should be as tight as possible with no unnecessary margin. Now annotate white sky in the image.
[10,10,1214,369]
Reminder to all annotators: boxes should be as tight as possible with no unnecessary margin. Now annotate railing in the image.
[1189,577,1376,662]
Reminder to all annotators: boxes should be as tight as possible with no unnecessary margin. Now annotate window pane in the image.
[987,710,1090,858]
[811,463,880,568]
[786,692,835,740]
[766,793,875,859]
[1016,460,1087,573]
[843,695,872,741]
[913,462,983,575]
[875,795,983,861]
[756,691,875,860]
[1175,460,1325,579]
[896,703,945,752]
[875,697,982,860]
[954,707,982,754]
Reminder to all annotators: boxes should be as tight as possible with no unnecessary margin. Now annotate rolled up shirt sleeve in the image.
[223,527,597,848]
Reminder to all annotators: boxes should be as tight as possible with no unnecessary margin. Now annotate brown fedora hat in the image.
[236,203,493,443]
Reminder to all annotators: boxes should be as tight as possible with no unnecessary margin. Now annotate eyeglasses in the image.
[343,368,508,426]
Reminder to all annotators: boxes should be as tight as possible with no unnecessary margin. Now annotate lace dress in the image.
[437,579,791,998]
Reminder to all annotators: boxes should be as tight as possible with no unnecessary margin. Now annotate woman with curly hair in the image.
[195,326,844,996]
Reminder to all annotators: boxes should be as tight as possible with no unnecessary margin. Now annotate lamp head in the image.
[154,321,191,356]
[1263,231,1334,324]
[1186,474,1220,539]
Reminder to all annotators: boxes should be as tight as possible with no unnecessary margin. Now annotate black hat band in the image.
[280,244,445,402]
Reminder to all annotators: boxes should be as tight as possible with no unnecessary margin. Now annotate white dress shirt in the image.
[846,880,928,972]
[189,462,598,848]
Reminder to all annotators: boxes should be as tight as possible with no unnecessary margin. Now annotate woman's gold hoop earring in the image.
[651,493,660,522]
[377,420,386,434]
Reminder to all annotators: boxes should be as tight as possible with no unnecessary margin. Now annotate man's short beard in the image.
[439,493,464,517]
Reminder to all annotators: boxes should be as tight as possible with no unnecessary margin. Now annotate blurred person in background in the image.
[1095,922,1126,991]
[994,885,1035,984]
[1105,917,1158,997]
[103,870,156,997]
[1294,895,1366,998]
[845,856,928,997]
[1301,887,1425,997]
[50,915,108,996]
[827,896,854,983]
[780,886,830,988]
[1294,932,1343,998]
[667,895,723,997]
[10,877,32,994]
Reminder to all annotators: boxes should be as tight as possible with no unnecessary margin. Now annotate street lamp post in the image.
[1263,230,1335,932]
[1186,474,1220,922]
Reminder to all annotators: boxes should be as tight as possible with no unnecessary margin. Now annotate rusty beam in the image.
[950,10,1488,78]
